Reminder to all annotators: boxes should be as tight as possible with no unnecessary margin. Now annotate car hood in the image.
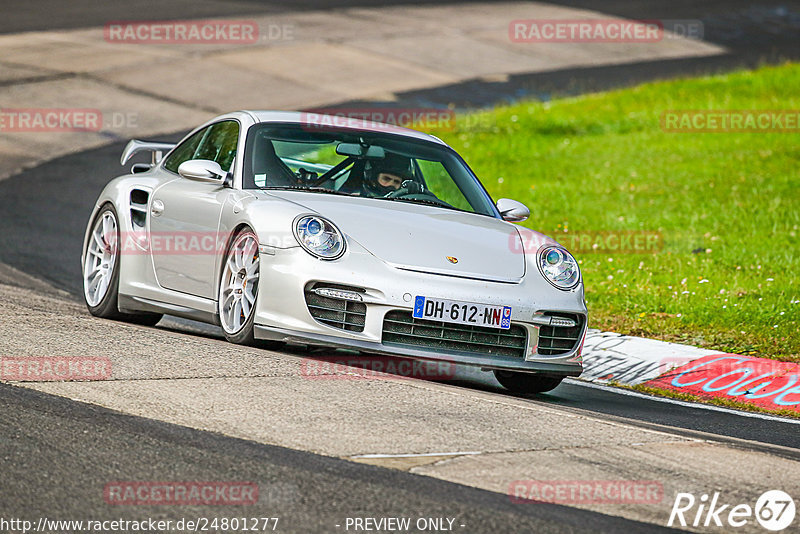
[265,191,528,282]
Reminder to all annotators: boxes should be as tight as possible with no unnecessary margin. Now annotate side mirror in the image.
[178,159,225,183]
[496,198,530,222]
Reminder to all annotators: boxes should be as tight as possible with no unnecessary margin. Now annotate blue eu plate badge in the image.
[500,306,512,329]
[413,296,426,317]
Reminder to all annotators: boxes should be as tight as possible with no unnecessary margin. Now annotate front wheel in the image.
[219,228,260,344]
[493,370,564,394]
[83,204,162,326]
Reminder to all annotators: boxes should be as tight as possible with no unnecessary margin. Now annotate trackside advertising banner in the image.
[643,354,800,412]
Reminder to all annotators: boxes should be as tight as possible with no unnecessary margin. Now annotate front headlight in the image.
[538,246,580,290]
[293,215,345,260]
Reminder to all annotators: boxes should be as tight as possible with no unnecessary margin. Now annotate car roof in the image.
[241,110,447,145]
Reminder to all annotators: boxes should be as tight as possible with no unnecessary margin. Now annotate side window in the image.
[163,126,209,174]
[416,159,473,212]
[163,121,240,174]
[194,120,239,171]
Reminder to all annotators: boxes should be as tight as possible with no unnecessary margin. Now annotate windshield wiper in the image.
[260,186,355,196]
[375,196,459,211]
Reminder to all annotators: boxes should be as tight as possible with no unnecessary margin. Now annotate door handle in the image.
[151,199,165,217]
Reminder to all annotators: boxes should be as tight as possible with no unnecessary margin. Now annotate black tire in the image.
[83,204,163,326]
[223,305,257,345]
[218,228,259,345]
[493,370,564,394]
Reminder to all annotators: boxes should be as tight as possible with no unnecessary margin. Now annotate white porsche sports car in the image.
[82,111,586,393]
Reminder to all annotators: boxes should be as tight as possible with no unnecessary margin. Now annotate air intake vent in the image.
[129,189,149,233]
[537,313,584,355]
[304,284,366,332]
[382,310,527,359]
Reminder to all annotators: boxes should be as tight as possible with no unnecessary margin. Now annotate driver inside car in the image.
[375,171,405,191]
[361,154,419,197]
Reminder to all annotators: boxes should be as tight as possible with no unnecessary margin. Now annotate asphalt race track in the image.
[3,0,799,109]
[0,138,797,450]
[0,0,493,35]
[2,384,681,533]
[2,1,800,532]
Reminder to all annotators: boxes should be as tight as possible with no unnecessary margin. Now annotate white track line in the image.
[567,379,800,425]
[351,451,482,459]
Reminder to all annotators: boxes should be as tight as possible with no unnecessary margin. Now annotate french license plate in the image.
[413,296,512,329]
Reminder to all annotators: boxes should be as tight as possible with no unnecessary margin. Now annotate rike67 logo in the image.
[669,490,795,531]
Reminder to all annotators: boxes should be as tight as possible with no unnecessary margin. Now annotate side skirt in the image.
[118,294,219,325]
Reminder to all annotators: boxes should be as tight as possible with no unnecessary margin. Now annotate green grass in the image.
[430,63,799,362]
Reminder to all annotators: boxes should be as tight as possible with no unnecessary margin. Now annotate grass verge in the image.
[430,63,799,362]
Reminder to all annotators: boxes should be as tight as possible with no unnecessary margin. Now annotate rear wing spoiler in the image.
[120,139,176,166]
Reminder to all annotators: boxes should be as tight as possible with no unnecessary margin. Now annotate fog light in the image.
[549,316,577,328]
[313,288,363,302]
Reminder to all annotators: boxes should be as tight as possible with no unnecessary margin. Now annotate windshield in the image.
[242,124,498,216]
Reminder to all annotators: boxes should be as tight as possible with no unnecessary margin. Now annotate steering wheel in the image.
[383,180,454,208]
[384,180,426,198]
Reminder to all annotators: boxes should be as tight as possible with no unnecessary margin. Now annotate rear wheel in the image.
[219,228,260,344]
[83,204,162,326]
[493,370,564,394]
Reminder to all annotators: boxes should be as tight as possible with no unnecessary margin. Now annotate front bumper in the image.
[253,244,586,376]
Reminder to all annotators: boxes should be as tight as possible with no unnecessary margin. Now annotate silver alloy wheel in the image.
[83,211,119,307]
[219,232,260,334]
